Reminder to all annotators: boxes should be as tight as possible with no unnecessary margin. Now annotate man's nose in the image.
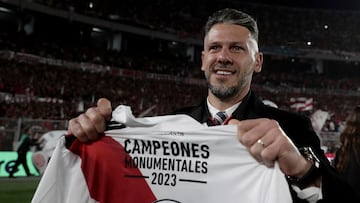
[216,49,232,64]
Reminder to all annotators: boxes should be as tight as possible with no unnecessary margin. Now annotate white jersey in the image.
[32,130,67,174]
[32,105,292,203]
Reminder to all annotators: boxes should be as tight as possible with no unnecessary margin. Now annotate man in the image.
[67,9,358,202]
[9,126,37,177]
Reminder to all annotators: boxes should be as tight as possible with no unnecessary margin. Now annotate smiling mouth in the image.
[215,70,233,75]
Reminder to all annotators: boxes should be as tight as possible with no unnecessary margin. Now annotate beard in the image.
[203,63,253,101]
[207,80,239,100]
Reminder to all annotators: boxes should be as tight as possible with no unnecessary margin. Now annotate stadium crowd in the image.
[0,55,359,127]
[1,0,360,65]
[30,0,360,53]
[0,1,359,154]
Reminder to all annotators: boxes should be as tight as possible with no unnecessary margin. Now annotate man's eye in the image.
[209,46,219,51]
[232,46,244,51]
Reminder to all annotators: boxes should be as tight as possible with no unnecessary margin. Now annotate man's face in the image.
[201,23,263,101]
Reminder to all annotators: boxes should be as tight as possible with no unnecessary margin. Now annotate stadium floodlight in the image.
[0,7,12,13]
[92,27,103,32]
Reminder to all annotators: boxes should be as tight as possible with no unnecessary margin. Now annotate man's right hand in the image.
[67,98,112,142]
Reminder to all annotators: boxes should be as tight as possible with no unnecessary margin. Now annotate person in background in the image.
[334,106,360,198]
[67,8,359,202]
[8,125,38,178]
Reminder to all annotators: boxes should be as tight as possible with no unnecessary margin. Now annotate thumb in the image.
[228,119,240,125]
[97,98,112,121]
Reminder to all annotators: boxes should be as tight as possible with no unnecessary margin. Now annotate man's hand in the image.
[229,118,313,180]
[67,98,112,142]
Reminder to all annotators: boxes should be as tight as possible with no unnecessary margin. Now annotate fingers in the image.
[97,98,112,120]
[67,98,112,142]
[86,106,109,135]
[230,118,293,168]
[248,128,278,167]
[67,118,89,142]
[233,118,276,146]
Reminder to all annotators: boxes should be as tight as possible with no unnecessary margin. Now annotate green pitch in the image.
[0,177,40,203]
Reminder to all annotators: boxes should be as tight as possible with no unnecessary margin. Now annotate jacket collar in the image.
[201,90,256,125]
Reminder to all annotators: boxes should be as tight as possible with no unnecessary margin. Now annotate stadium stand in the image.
[0,0,359,153]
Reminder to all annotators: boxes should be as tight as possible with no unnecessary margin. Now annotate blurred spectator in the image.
[8,125,39,178]
[334,106,360,197]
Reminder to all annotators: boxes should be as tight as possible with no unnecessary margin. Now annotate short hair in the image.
[23,125,32,133]
[203,8,259,42]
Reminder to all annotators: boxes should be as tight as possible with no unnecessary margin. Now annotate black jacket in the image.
[334,148,360,200]
[175,91,359,203]
[17,134,36,155]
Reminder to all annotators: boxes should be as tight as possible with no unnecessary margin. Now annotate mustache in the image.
[210,63,233,70]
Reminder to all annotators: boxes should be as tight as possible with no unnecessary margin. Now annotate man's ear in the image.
[201,51,206,71]
[254,52,263,73]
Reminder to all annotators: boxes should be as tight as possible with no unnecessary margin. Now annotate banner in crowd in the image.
[0,50,206,86]
[290,97,313,112]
